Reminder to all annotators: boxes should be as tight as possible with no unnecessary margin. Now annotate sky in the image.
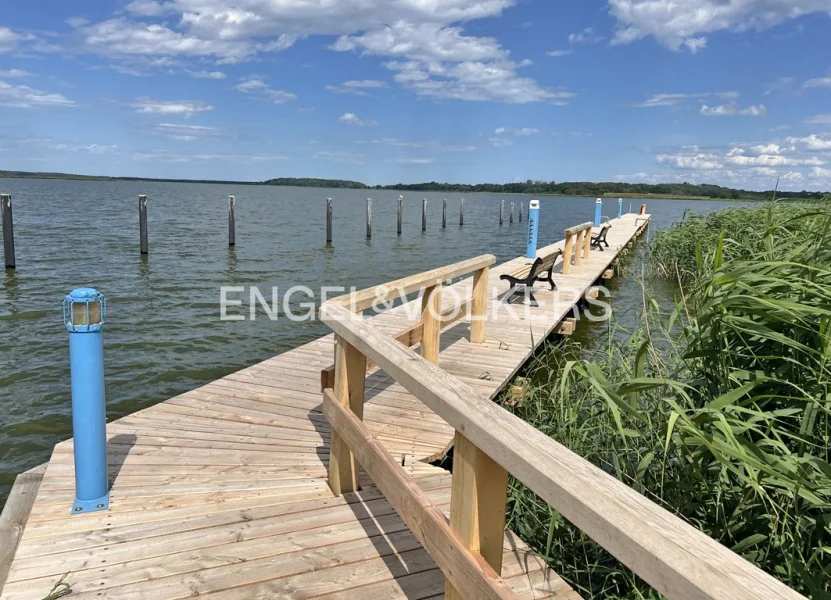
[0,0,830,190]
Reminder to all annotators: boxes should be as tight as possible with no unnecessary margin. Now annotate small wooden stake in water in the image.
[519,201,524,223]
[442,198,447,229]
[499,200,504,226]
[422,198,427,232]
[326,198,333,245]
[460,198,465,227]
[1,194,15,269]
[397,195,403,236]
[138,195,149,255]
[228,196,236,247]
[510,201,514,224]
[366,198,372,239]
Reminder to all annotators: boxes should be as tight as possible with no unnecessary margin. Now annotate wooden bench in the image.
[499,248,563,307]
[592,224,611,250]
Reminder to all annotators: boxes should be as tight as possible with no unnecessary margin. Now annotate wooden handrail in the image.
[563,221,592,236]
[320,300,806,600]
[329,254,496,312]
[322,389,519,600]
[563,222,593,275]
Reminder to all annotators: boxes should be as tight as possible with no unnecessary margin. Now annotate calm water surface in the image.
[0,178,740,505]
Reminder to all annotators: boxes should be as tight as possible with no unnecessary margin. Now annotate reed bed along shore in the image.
[501,201,831,598]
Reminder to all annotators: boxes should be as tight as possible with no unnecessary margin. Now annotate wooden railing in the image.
[320,254,495,390]
[562,221,592,275]
[319,258,806,600]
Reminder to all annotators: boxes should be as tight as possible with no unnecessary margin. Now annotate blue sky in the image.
[0,0,830,190]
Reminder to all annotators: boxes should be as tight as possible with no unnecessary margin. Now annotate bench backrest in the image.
[538,248,563,272]
[595,224,610,240]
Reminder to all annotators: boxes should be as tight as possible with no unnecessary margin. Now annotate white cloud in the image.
[495,127,541,136]
[787,134,831,151]
[391,157,434,165]
[0,69,31,78]
[326,79,388,95]
[805,77,831,89]
[313,150,366,164]
[700,103,766,117]
[185,69,226,79]
[0,27,23,53]
[366,138,474,152]
[152,122,223,140]
[130,97,213,117]
[235,76,297,103]
[657,149,722,170]
[807,114,831,125]
[609,0,831,52]
[568,28,605,44]
[340,112,377,126]
[633,90,737,107]
[546,50,573,57]
[725,151,823,167]
[490,137,514,147]
[0,81,75,108]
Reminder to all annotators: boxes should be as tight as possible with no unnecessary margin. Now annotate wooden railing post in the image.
[562,232,574,276]
[470,266,489,343]
[421,284,442,365]
[574,230,585,267]
[583,226,592,260]
[328,334,367,496]
[446,432,509,600]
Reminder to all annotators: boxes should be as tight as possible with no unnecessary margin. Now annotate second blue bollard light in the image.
[594,198,603,228]
[526,200,540,259]
[618,198,623,218]
[64,288,110,514]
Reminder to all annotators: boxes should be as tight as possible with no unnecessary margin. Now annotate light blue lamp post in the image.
[594,198,603,228]
[526,200,540,259]
[63,288,109,514]
[629,201,633,214]
[618,198,623,218]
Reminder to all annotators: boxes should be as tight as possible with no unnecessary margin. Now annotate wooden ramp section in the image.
[1,215,650,600]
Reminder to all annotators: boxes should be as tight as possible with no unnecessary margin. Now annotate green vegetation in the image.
[504,201,831,598]
[1,170,827,201]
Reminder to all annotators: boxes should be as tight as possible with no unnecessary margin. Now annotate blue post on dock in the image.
[64,288,109,514]
[618,198,623,219]
[595,198,603,228]
[526,200,540,260]
[629,201,632,214]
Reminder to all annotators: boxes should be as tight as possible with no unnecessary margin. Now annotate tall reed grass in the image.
[503,201,831,599]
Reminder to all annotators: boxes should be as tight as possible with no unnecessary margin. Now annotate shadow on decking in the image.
[106,433,137,488]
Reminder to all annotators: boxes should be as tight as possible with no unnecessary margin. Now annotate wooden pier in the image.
[0,213,804,600]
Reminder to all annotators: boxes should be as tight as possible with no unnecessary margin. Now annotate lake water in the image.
[0,178,739,505]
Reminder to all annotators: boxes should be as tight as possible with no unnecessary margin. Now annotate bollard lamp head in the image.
[64,288,106,333]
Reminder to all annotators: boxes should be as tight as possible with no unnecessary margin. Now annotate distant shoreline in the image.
[1,170,825,203]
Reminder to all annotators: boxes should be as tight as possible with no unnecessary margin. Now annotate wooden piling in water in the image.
[442,198,447,229]
[326,198,333,245]
[366,198,372,239]
[422,198,427,232]
[1,194,15,269]
[519,201,524,223]
[499,200,504,226]
[228,196,236,247]
[460,198,465,226]
[510,201,514,224]
[397,195,403,236]
[139,195,149,255]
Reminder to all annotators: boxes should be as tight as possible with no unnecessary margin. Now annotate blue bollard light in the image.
[526,200,540,259]
[64,288,109,514]
[594,198,603,228]
[618,198,623,218]
[629,201,633,214]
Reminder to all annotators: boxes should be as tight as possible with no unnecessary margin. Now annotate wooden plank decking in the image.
[1,214,649,600]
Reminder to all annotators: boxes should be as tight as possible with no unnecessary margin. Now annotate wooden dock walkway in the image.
[0,215,651,599]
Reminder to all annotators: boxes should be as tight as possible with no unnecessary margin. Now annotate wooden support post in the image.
[470,265,489,343]
[562,233,574,276]
[139,195,149,255]
[509,201,514,224]
[442,198,447,229]
[460,198,464,226]
[228,196,236,247]
[366,198,372,239]
[574,230,585,266]
[422,198,427,232]
[603,268,614,280]
[328,335,367,496]
[326,198,333,245]
[1,194,15,269]
[556,317,576,336]
[397,195,403,236]
[583,226,592,260]
[519,201,523,223]
[499,200,504,226]
[421,284,442,365]
[445,433,509,600]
